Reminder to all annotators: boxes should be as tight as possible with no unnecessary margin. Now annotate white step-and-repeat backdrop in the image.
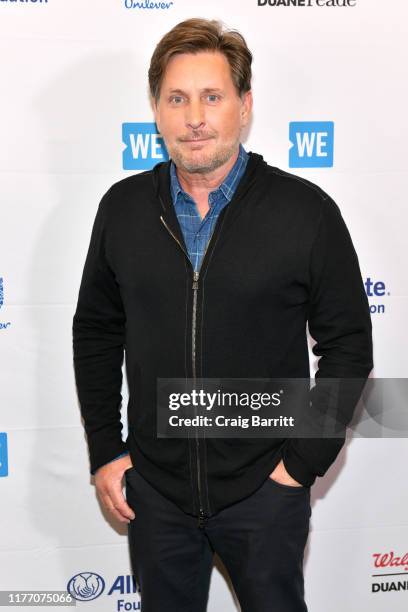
[0,1,407,611]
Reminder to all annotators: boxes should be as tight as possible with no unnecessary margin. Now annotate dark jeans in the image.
[125,467,311,612]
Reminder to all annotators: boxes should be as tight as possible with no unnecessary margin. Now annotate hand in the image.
[94,455,136,524]
[269,459,303,487]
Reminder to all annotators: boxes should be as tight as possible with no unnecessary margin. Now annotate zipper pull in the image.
[192,271,199,289]
[198,508,206,529]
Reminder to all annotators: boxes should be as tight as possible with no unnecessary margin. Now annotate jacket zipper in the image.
[160,214,213,528]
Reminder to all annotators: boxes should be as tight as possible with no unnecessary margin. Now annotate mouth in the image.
[182,137,212,143]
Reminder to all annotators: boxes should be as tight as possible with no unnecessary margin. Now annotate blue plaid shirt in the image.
[97,144,249,473]
[170,142,249,272]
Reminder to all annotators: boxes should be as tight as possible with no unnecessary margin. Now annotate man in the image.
[72,17,373,612]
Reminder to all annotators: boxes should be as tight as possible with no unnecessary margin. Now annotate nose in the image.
[185,97,205,130]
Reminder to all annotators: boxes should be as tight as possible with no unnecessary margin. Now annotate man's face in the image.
[152,51,252,174]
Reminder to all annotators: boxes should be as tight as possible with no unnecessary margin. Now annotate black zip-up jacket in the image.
[72,151,373,521]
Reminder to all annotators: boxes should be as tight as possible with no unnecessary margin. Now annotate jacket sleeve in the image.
[91,451,130,476]
[72,187,128,475]
[281,195,374,487]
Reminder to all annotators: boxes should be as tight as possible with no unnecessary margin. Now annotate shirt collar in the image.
[170,142,248,205]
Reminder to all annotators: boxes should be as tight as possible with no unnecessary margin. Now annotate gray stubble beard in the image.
[168,136,241,175]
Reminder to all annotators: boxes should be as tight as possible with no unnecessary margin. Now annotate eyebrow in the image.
[167,88,224,95]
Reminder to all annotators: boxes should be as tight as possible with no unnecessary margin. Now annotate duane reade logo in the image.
[122,122,169,170]
[289,121,334,168]
[123,0,174,10]
[258,0,357,7]
[0,277,11,330]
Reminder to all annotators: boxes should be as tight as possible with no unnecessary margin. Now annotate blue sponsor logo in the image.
[0,433,8,477]
[109,575,141,609]
[289,121,334,167]
[365,277,389,315]
[108,574,140,596]
[67,572,105,601]
[122,122,169,170]
[0,277,11,330]
[67,573,141,607]
[123,0,174,8]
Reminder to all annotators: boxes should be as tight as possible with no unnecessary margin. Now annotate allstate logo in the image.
[67,572,105,601]
[365,277,389,315]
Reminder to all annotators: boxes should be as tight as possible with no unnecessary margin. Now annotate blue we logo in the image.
[289,121,334,168]
[0,433,8,477]
[122,122,169,170]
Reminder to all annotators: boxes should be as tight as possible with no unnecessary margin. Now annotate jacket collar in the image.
[152,150,266,257]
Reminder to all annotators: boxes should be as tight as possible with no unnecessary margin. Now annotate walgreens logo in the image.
[372,551,408,594]
[373,551,408,571]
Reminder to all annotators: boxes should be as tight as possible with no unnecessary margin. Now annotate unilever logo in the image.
[0,277,11,330]
[123,0,174,8]
[289,121,334,168]
[122,122,169,170]
[67,572,105,601]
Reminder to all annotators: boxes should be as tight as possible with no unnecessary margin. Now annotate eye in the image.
[206,94,220,102]
[170,96,184,104]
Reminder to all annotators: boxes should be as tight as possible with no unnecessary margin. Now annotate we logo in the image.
[0,433,8,477]
[122,122,169,170]
[289,121,334,168]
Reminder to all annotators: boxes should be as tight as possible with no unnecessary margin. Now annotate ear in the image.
[151,96,160,132]
[240,90,253,127]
